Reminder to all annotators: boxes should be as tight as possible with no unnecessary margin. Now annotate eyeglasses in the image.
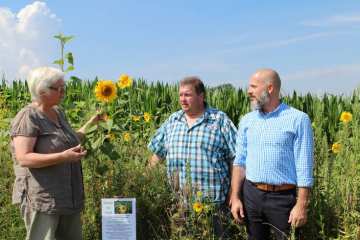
[49,86,66,92]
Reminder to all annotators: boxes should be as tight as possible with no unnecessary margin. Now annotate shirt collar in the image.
[259,99,285,117]
[174,101,216,121]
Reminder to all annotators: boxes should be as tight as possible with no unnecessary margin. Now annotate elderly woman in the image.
[10,66,102,240]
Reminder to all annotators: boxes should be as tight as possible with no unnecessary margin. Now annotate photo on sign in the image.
[114,200,132,214]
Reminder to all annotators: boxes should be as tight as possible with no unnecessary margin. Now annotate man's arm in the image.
[230,166,246,223]
[148,153,166,168]
[226,158,234,205]
[288,187,310,228]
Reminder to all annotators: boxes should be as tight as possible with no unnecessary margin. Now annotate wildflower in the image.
[340,111,352,123]
[144,112,151,122]
[332,142,340,154]
[94,79,118,103]
[104,113,110,121]
[124,133,131,142]
[120,205,127,213]
[109,134,115,141]
[133,116,140,121]
[118,74,132,89]
[193,202,203,213]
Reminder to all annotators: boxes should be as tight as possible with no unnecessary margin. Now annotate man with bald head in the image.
[230,69,314,239]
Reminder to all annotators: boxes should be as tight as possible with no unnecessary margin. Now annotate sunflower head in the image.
[332,142,340,154]
[144,112,151,122]
[109,134,115,141]
[340,111,352,123]
[124,133,131,142]
[104,113,110,121]
[193,202,203,213]
[120,205,127,213]
[118,74,132,89]
[95,80,118,103]
[133,116,140,121]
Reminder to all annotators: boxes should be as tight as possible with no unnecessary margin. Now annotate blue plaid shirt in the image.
[234,100,314,187]
[148,103,237,202]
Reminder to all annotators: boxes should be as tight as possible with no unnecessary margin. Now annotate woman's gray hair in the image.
[27,66,64,101]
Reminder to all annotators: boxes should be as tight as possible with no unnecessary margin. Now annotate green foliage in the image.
[0,75,359,239]
[53,33,75,72]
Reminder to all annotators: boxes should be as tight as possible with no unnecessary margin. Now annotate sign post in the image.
[102,198,136,240]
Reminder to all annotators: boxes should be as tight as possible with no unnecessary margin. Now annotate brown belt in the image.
[248,180,296,192]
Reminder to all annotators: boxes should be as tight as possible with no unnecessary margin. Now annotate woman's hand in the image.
[61,144,87,162]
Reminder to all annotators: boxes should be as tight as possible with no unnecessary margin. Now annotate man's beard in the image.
[250,88,270,110]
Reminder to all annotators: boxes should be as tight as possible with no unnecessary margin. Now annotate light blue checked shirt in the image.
[234,100,314,187]
[148,103,237,202]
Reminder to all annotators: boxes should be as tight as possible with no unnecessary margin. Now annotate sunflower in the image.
[133,116,140,121]
[104,113,110,121]
[124,133,131,142]
[0,118,5,123]
[340,111,352,123]
[197,191,202,198]
[118,74,132,89]
[94,79,118,103]
[193,202,203,213]
[120,205,127,213]
[332,142,340,154]
[109,134,115,141]
[0,98,3,108]
[144,112,151,122]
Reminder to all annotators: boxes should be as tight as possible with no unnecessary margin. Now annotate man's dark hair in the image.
[179,76,206,99]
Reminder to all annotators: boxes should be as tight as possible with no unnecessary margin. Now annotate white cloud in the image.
[0,2,61,81]
[302,14,360,27]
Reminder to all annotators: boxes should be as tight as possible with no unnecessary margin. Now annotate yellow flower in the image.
[340,111,352,123]
[109,134,115,141]
[0,98,3,108]
[118,74,132,89]
[144,112,151,122]
[193,202,203,213]
[124,133,131,142]
[94,79,118,103]
[197,191,202,198]
[120,205,127,213]
[133,116,140,121]
[332,142,340,154]
[0,118,5,123]
[104,113,110,121]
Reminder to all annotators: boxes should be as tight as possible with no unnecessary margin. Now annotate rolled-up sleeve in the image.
[234,119,247,167]
[294,114,314,187]
[148,120,169,157]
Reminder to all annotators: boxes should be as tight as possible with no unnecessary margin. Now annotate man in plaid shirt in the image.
[148,76,237,237]
[231,69,314,240]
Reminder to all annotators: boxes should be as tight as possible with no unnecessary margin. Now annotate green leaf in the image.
[91,137,101,149]
[65,66,74,72]
[109,150,120,161]
[96,164,109,176]
[65,52,74,65]
[106,119,114,129]
[63,36,75,43]
[85,123,98,134]
[53,59,64,65]
[54,33,63,39]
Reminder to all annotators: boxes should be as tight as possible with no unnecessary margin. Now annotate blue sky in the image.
[1,1,360,96]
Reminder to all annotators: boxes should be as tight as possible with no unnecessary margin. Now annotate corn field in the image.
[0,76,359,239]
